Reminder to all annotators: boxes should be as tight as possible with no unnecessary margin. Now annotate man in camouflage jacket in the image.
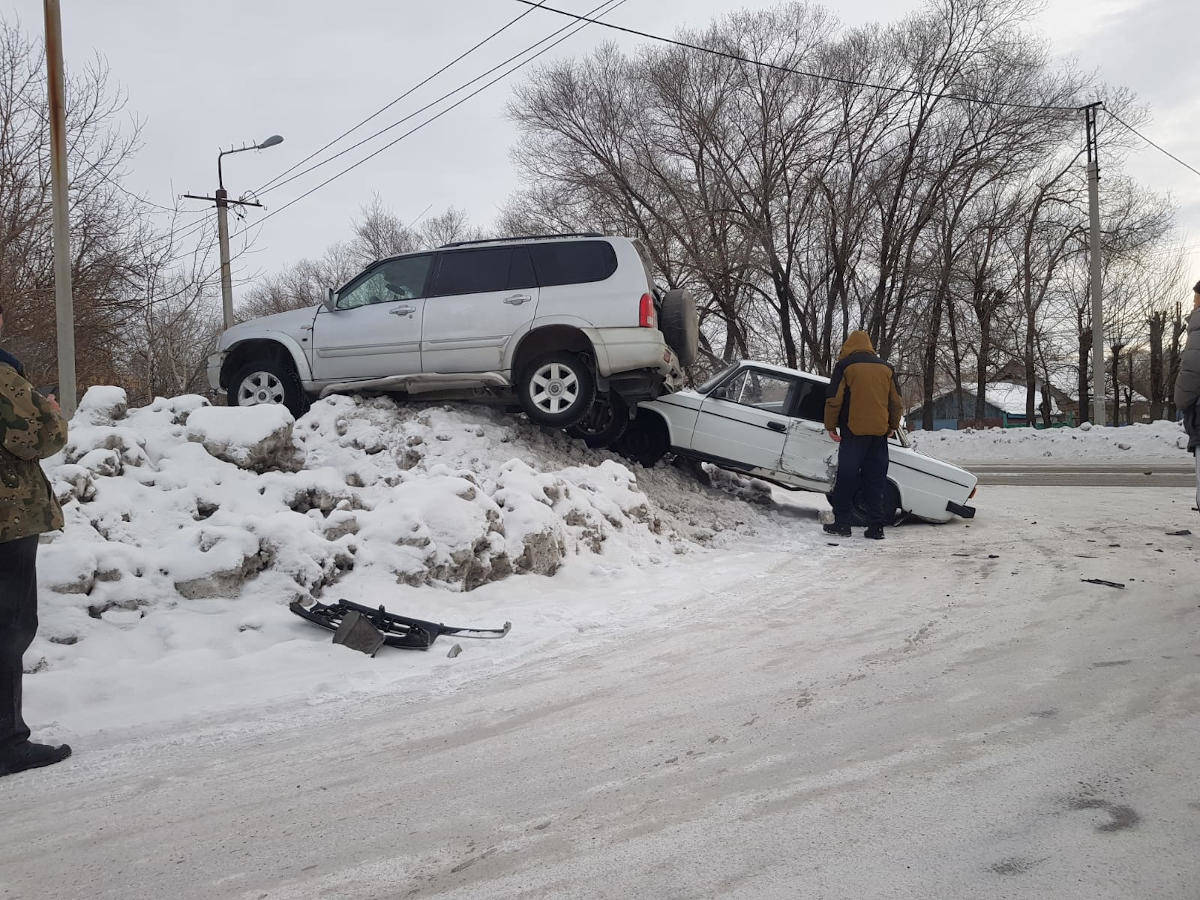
[0,304,72,777]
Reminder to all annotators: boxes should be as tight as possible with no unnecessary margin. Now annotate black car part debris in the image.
[290,598,511,651]
[1080,578,1125,590]
[333,610,387,657]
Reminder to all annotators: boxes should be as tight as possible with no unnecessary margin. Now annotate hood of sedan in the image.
[889,443,976,490]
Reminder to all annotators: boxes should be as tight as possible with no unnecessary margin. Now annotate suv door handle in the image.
[767,420,787,433]
[503,294,532,305]
[389,306,416,317]
[803,421,825,432]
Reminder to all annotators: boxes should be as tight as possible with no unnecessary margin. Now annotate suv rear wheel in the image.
[228,358,307,418]
[518,352,595,427]
[566,393,629,448]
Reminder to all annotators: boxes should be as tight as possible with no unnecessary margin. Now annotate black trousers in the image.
[831,434,890,527]
[0,535,39,750]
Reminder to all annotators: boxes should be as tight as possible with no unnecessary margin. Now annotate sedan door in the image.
[421,246,539,374]
[780,377,838,486]
[690,367,798,471]
[311,254,433,382]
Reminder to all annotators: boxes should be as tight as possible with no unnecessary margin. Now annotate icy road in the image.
[1,485,1197,899]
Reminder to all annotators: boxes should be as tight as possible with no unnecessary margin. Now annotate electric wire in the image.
[256,0,614,200]
[514,0,1083,113]
[1105,109,1200,181]
[152,0,628,280]
[252,0,553,196]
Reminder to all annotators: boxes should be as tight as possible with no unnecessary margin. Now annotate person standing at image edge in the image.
[823,330,903,540]
[1174,279,1200,513]
[0,302,72,777]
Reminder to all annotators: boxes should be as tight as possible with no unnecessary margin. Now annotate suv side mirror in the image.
[324,287,337,312]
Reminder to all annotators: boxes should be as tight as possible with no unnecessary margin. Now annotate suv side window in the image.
[529,241,617,287]
[337,254,432,310]
[712,369,796,415]
[429,247,512,297]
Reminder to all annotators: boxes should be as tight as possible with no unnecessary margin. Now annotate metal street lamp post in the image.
[186,135,283,330]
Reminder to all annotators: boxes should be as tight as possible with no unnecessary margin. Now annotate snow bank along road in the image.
[971,463,1195,487]
[1,483,1197,899]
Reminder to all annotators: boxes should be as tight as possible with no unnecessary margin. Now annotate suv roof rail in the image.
[438,232,605,249]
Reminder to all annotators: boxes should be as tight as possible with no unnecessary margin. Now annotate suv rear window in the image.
[529,241,617,287]
[430,247,512,296]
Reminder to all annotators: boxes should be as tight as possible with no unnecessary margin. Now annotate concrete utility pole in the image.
[43,0,76,416]
[216,185,234,330]
[1084,103,1106,427]
[184,136,282,330]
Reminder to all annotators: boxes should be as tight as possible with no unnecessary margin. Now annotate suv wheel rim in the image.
[238,371,285,406]
[529,362,579,415]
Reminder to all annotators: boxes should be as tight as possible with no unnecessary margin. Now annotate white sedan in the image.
[624,361,978,524]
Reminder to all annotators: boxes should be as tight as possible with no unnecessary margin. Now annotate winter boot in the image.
[0,741,72,778]
[863,526,885,540]
[823,523,851,538]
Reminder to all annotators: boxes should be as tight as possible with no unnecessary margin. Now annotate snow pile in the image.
[909,419,1190,462]
[26,390,775,715]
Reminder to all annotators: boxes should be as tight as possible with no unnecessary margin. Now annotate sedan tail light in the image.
[639,293,657,328]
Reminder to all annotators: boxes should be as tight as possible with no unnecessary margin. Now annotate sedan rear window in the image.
[529,241,617,287]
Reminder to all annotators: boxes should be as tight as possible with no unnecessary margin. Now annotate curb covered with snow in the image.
[909,419,1191,463]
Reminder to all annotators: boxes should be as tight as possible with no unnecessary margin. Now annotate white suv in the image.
[207,234,695,433]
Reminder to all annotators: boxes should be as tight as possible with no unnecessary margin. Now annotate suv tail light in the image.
[639,293,657,329]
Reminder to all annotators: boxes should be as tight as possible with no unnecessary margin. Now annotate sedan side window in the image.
[793,379,828,422]
[712,369,796,413]
[337,254,433,310]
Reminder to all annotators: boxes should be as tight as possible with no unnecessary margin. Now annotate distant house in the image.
[995,361,1151,424]
[907,383,1065,430]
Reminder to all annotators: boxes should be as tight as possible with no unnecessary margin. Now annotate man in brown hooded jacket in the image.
[823,330,903,539]
[0,303,72,777]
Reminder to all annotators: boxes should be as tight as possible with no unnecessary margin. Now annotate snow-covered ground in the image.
[3,481,1197,899]
[26,389,790,740]
[5,391,1198,898]
[910,419,1192,464]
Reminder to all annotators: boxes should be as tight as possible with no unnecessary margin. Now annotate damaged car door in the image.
[690,367,796,471]
[779,376,838,488]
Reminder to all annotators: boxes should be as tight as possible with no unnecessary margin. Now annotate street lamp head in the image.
[256,135,284,150]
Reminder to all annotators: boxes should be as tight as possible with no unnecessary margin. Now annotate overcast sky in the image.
[7,0,1200,295]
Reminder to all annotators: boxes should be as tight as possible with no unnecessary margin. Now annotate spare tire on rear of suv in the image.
[659,289,699,368]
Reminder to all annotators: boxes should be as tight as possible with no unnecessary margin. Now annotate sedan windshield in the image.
[696,363,741,394]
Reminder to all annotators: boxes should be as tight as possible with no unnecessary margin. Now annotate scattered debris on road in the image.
[1166,529,1192,536]
[291,598,511,651]
[1081,578,1125,590]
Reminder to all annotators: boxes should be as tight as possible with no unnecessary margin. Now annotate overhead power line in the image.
[514,0,1082,113]
[165,4,557,261]
[257,0,608,200]
[159,0,628,272]
[252,0,554,196]
[1105,109,1200,181]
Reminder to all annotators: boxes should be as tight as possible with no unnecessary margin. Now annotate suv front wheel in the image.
[228,358,307,418]
[517,352,595,428]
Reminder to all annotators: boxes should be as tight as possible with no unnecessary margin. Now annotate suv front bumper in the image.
[206,351,226,392]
